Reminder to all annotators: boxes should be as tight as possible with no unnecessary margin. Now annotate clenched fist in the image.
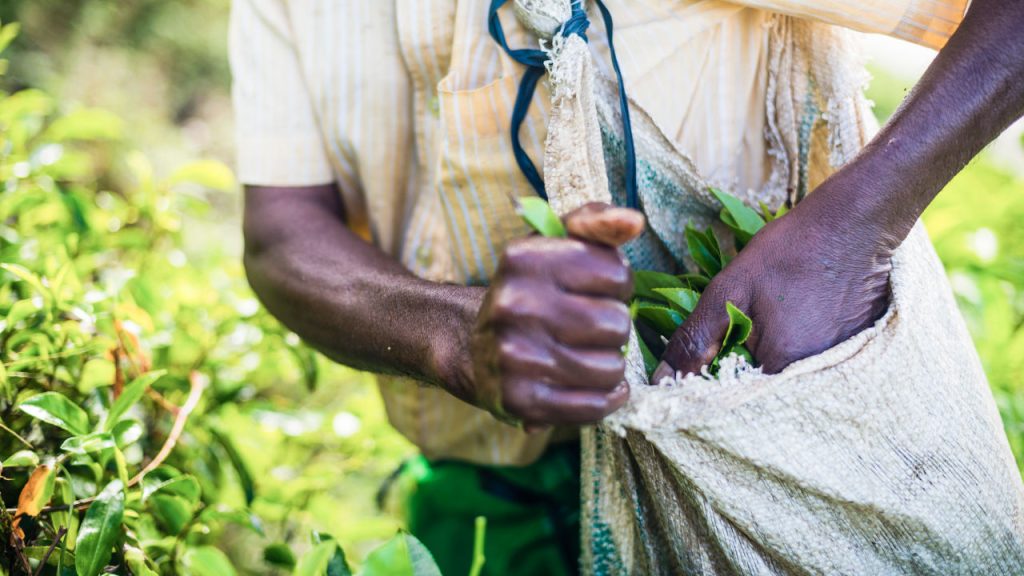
[450,203,645,429]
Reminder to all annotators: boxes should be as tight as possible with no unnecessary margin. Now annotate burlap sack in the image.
[515,1,1024,573]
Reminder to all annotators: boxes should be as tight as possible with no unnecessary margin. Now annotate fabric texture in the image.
[229,0,968,466]
[509,1,1024,573]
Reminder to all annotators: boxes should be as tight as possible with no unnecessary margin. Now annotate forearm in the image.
[806,0,1024,244]
[243,184,483,386]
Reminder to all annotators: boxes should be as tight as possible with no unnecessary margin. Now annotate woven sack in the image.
[512,1,1024,574]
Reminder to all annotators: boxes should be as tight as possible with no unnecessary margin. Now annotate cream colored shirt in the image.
[230,0,966,465]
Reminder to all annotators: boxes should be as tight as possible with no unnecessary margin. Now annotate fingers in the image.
[653,291,733,383]
[564,202,645,248]
[500,237,633,300]
[491,318,628,390]
[503,378,630,426]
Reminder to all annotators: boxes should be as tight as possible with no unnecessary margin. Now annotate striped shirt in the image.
[230,0,967,465]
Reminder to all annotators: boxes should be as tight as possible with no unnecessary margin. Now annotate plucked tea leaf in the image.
[517,196,566,238]
[75,479,125,576]
[19,392,91,435]
[653,288,701,314]
[685,225,722,277]
[633,270,685,302]
[723,301,753,350]
[678,273,710,291]
[712,188,764,239]
[636,304,684,339]
[637,335,659,378]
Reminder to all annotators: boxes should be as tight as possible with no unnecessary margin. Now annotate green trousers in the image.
[402,442,581,576]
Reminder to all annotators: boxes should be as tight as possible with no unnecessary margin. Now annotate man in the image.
[231,0,1024,574]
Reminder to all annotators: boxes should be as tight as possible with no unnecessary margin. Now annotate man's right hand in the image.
[446,203,645,429]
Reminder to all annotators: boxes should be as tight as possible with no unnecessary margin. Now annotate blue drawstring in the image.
[488,0,638,209]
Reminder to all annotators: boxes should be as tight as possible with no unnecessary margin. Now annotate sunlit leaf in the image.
[2,449,39,468]
[295,541,341,576]
[0,22,20,54]
[167,160,237,193]
[6,298,43,327]
[75,479,125,576]
[1,263,51,303]
[125,546,159,576]
[45,108,124,142]
[182,546,237,576]
[19,391,91,435]
[517,196,566,238]
[360,531,441,576]
[61,432,116,455]
[104,370,165,430]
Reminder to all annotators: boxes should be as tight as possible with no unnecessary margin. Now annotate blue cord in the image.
[488,0,638,209]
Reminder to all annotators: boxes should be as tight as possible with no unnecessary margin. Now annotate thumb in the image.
[564,202,645,248]
[652,296,731,384]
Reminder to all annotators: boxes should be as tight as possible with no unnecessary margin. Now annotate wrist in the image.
[423,283,484,399]
[798,153,919,253]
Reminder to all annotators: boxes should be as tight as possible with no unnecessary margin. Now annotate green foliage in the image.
[0,29,427,575]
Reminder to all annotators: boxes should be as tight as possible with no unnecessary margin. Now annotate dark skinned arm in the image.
[656,0,1024,379]
[244,185,644,427]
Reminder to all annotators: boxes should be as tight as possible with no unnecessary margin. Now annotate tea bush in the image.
[0,24,452,575]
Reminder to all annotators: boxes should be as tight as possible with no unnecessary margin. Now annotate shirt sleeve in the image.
[725,0,968,49]
[229,0,333,186]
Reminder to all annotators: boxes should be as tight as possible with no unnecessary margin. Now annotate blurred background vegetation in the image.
[0,1,1021,574]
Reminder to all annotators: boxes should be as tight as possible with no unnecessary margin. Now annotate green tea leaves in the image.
[723,302,753,348]
[19,391,91,435]
[634,270,685,301]
[76,479,125,576]
[517,196,567,238]
[104,370,165,430]
[636,304,684,338]
[712,188,765,244]
[685,225,723,277]
[61,432,116,455]
[653,288,701,314]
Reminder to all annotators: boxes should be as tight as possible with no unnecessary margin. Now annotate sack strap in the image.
[487,0,638,209]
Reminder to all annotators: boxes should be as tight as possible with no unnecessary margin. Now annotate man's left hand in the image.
[652,189,893,380]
